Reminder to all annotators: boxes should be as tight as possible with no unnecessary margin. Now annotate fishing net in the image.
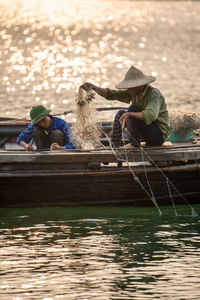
[71,89,198,216]
[102,127,199,217]
[169,109,200,134]
[71,86,104,150]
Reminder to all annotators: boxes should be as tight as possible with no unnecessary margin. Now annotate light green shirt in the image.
[106,85,170,140]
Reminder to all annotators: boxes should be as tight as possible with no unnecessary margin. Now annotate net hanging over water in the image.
[72,88,199,217]
[102,128,199,217]
[71,86,104,150]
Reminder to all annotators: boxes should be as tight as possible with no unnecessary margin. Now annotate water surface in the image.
[0,205,200,299]
[0,0,200,120]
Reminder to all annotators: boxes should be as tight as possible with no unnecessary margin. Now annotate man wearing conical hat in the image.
[17,105,76,151]
[81,66,170,149]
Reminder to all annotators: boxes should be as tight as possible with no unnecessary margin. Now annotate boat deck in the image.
[0,140,200,169]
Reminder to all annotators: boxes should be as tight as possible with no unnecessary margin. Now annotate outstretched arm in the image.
[81,82,108,98]
[17,124,35,151]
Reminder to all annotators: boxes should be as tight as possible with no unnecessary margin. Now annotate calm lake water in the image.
[0,205,200,300]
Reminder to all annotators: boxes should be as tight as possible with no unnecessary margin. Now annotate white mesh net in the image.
[71,86,103,150]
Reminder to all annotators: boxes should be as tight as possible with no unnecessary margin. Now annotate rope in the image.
[101,127,199,217]
[123,128,199,217]
[103,129,162,215]
[72,92,199,217]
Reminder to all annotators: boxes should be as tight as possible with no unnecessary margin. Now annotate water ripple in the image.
[0,206,200,299]
[0,0,199,120]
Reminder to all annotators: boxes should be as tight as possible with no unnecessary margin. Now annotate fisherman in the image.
[17,105,76,151]
[81,66,170,149]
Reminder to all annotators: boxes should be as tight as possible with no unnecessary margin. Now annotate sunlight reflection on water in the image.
[0,206,200,299]
[0,0,200,121]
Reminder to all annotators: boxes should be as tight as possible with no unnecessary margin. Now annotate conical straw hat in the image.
[115,66,156,89]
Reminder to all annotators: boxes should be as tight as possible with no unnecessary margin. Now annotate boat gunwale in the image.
[0,163,199,178]
[0,146,200,164]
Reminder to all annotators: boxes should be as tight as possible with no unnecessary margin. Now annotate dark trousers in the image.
[32,127,66,149]
[111,105,164,147]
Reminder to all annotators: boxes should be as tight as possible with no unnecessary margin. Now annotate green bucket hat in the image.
[30,105,51,125]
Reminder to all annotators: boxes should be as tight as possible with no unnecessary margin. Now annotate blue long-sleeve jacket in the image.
[17,116,76,149]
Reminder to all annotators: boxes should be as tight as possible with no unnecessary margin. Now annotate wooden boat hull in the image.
[0,141,200,207]
[0,162,199,208]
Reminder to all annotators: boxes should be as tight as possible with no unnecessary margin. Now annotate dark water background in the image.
[0,205,200,299]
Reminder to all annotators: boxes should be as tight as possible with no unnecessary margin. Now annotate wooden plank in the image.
[0,146,200,168]
[0,163,199,178]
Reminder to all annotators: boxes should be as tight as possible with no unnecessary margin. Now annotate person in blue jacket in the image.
[17,105,76,151]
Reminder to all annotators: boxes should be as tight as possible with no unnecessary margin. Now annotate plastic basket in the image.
[168,130,194,142]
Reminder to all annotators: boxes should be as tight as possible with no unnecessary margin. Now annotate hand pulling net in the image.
[71,86,104,150]
[71,88,199,216]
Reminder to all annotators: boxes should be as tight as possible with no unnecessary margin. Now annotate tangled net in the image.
[71,86,103,150]
[169,109,200,134]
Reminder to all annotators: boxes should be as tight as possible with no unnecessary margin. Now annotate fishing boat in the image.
[0,118,200,208]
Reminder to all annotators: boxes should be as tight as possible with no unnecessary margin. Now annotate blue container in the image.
[168,130,194,142]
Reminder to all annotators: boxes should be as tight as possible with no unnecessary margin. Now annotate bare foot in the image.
[120,143,137,150]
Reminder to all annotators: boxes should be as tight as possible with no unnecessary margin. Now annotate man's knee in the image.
[115,109,127,120]
[51,130,66,146]
[32,127,49,149]
[32,127,46,139]
[126,117,138,127]
[51,130,64,138]
[128,105,141,113]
